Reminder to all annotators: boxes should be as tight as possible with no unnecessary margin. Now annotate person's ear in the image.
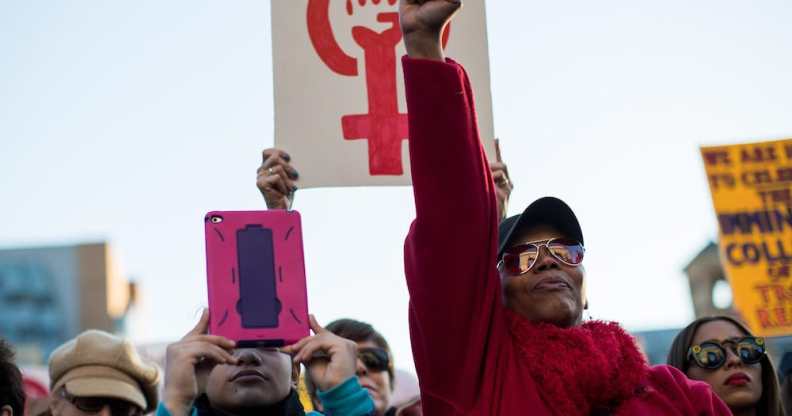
[1,404,13,416]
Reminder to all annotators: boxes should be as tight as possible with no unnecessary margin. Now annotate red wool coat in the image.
[401,56,732,416]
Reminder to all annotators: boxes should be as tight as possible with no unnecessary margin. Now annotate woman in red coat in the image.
[399,1,733,414]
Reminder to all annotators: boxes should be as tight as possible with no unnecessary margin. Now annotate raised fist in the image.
[399,0,461,60]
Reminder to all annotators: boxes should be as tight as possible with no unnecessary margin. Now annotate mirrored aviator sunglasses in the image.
[358,347,390,373]
[498,238,585,275]
[688,336,766,370]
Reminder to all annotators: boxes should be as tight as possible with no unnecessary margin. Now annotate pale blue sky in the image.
[2,1,791,373]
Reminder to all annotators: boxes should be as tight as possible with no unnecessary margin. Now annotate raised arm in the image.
[400,0,503,408]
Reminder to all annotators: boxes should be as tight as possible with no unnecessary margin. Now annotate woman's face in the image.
[205,348,295,413]
[356,340,392,416]
[500,224,586,328]
[685,320,763,412]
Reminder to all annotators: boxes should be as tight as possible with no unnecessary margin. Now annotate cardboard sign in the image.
[272,0,495,188]
[702,138,792,336]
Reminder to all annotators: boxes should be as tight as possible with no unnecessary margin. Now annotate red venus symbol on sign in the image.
[307,0,450,175]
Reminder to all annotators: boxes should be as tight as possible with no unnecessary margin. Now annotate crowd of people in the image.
[2,1,790,415]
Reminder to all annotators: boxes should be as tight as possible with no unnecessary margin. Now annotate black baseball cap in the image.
[498,197,584,259]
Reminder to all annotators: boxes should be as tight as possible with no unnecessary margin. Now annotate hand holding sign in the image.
[491,139,514,222]
[163,309,237,416]
[257,148,300,210]
[400,0,462,61]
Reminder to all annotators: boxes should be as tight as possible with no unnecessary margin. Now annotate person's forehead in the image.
[511,223,566,246]
[356,340,381,350]
[693,320,746,344]
[234,346,283,353]
[356,339,386,350]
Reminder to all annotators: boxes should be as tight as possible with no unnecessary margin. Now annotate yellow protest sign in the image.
[702,138,792,337]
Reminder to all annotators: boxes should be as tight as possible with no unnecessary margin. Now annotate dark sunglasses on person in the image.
[358,347,390,373]
[497,238,585,275]
[59,388,142,416]
[687,336,766,370]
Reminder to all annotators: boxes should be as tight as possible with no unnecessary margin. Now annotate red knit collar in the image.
[506,311,649,416]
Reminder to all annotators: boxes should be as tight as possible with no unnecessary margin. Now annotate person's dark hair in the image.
[0,338,26,416]
[782,375,792,416]
[667,316,784,416]
[780,352,792,416]
[305,319,394,400]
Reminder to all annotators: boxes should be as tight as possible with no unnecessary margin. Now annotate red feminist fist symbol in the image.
[307,0,450,176]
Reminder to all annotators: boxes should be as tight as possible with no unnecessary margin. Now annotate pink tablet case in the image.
[204,210,309,346]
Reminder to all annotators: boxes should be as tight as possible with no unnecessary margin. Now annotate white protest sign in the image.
[272,0,495,188]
